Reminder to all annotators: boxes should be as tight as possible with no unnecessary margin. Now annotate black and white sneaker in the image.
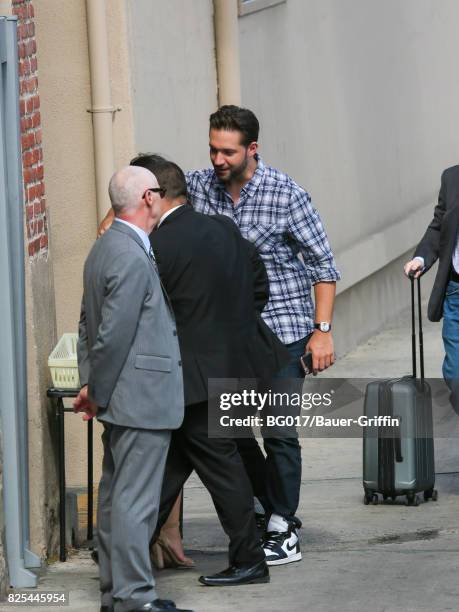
[263,526,302,566]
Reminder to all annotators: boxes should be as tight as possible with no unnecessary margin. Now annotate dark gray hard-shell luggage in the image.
[362,276,437,506]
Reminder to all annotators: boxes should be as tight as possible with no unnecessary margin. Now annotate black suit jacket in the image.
[151,204,290,405]
[415,165,459,321]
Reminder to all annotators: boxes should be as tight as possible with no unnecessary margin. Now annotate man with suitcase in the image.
[404,165,459,410]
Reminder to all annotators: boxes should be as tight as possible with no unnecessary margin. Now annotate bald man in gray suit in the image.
[75,166,193,612]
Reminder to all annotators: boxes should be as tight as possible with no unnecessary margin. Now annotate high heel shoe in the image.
[158,534,195,569]
[150,541,165,570]
[156,522,195,569]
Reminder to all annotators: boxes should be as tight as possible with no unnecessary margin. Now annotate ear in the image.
[143,191,153,208]
[247,141,258,158]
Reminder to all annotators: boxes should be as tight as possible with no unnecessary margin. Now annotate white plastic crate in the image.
[48,333,80,388]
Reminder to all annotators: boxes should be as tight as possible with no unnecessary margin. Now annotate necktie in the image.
[148,246,158,271]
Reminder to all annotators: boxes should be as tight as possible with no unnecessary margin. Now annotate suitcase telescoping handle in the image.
[409,274,424,381]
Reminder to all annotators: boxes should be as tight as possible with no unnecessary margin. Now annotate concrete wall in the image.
[126,0,217,168]
[239,0,459,252]
[238,0,459,352]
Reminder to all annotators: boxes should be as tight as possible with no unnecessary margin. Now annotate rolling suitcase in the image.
[363,276,437,506]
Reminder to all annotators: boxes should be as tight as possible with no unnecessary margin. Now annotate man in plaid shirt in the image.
[187,106,340,569]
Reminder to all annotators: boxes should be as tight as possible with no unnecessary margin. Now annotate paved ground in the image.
[3,300,459,612]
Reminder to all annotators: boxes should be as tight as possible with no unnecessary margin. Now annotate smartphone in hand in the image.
[300,351,313,375]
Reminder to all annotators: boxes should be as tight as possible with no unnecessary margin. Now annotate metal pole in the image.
[58,399,66,562]
[87,418,94,544]
[0,16,37,587]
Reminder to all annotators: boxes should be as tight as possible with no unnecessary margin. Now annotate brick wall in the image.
[12,0,48,258]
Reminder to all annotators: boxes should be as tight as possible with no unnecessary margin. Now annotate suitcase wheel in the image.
[406,493,420,506]
[423,489,439,502]
[363,492,377,505]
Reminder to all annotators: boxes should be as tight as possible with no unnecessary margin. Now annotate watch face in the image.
[319,322,331,332]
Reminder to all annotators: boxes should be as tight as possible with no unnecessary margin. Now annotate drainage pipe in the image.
[213,0,241,106]
[85,0,116,223]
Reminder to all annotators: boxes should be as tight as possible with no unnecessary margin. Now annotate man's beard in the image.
[219,152,249,185]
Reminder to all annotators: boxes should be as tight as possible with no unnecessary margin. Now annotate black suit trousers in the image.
[156,401,264,566]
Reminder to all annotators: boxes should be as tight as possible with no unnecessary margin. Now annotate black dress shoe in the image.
[199,559,269,586]
[100,606,113,612]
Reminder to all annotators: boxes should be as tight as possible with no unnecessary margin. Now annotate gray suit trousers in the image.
[98,424,171,612]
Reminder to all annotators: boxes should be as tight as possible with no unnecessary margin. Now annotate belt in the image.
[450,267,459,282]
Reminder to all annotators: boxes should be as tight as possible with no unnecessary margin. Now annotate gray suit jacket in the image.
[77,220,184,430]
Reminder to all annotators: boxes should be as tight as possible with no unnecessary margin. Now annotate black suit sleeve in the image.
[243,239,269,312]
[414,170,447,272]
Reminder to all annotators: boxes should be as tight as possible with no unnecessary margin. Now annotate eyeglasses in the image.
[142,187,166,199]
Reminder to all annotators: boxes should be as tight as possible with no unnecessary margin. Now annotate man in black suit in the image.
[130,154,289,587]
[404,165,459,408]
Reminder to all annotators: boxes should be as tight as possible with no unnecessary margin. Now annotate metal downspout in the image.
[0,15,38,588]
[85,0,116,223]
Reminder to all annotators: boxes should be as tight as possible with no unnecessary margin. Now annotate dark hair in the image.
[209,105,259,147]
[130,153,187,200]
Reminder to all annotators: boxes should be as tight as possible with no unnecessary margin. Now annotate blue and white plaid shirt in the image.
[186,156,340,344]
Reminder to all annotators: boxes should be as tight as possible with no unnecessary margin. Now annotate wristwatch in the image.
[314,322,331,333]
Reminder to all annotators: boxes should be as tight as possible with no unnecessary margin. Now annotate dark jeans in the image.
[237,335,309,524]
[442,280,459,414]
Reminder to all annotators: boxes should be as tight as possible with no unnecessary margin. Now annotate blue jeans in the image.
[264,335,310,522]
[236,335,310,523]
[442,280,459,413]
[274,336,309,379]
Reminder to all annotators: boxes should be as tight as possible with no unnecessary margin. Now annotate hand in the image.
[73,385,98,421]
[97,209,115,238]
[306,331,335,375]
[404,258,423,279]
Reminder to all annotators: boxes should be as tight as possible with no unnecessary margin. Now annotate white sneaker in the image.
[263,525,302,566]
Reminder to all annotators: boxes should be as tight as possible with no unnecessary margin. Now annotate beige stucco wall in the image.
[25,255,60,557]
[34,0,101,491]
[126,0,217,168]
[33,0,136,490]
[34,0,96,340]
